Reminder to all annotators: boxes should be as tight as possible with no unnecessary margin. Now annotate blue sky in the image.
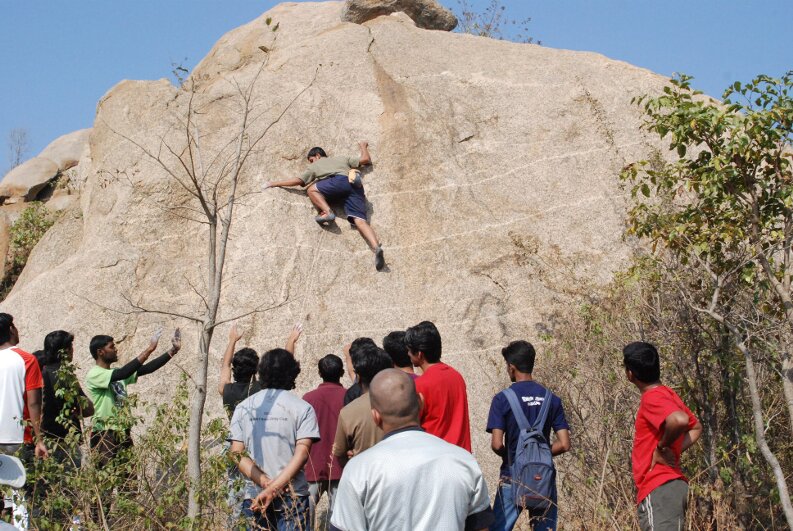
[1,1,791,163]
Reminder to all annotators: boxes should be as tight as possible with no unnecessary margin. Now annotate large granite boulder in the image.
[0,129,91,204]
[0,158,59,203]
[341,0,458,30]
[0,0,672,503]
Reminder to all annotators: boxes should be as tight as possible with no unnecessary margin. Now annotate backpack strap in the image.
[531,389,553,432]
[502,388,531,431]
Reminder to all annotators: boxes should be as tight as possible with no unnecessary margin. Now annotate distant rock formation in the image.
[341,0,458,30]
[0,129,90,204]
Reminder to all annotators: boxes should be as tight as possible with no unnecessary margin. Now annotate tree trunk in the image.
[186,325,212,520]
[735,336,793,527]
[782,353,793,438]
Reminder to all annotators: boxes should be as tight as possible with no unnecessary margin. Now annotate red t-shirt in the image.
[303,382,346,482]
[632,385,698,504]
[415,362,471,451]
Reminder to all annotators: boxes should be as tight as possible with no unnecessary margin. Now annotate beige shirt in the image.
[332,393,383,459]
[301,155,361,186]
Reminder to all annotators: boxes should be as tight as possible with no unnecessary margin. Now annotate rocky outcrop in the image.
[341,0,458,30]
[1,0,672,492]
[0,129,90,204]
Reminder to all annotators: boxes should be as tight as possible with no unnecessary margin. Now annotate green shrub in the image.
[0,202,55,300]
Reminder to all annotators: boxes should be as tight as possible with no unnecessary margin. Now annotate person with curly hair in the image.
[229,344,320,530]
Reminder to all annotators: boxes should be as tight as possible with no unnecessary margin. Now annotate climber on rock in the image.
[265,141,386,271]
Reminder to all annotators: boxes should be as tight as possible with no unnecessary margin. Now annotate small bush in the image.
[0,202,54,300]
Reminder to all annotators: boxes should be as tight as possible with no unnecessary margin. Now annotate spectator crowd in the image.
[0,312,701,531]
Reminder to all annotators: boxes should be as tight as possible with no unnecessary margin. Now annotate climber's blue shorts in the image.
[315,173,368,223]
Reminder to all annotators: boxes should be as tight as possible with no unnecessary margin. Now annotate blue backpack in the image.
[502,387,556,510]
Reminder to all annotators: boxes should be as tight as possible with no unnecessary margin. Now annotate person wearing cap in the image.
[264,141,386,271]
[331,369,494,530]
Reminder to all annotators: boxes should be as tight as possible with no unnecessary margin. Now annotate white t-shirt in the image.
[0,347,42,445]
[229,388,320,499]
[331,428,492,531]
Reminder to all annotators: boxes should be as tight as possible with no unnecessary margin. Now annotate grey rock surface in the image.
[1,0,673,502]
[341,0,458,30]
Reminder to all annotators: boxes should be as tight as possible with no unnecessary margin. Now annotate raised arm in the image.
[358,141,371,166]
[285,323,303,355]
[137,329,181,377]
[265,178,304,189]
[218,324,244,396]
[109,329,162,382]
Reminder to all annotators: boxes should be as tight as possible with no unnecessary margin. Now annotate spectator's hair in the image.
[623,342,661,384]
[89,335,114,360]
[33,350,46,369]
[44,330,75,365]
[404,321,442,363]
[352,344,393,386]
[258,348,301,390]
[232,348,259,383]
[318,354,344,383]
[349,337,376,357]
[307,147,327,160]
[382,331,411,368]
[501,340,536,374]
[0,313,14,344]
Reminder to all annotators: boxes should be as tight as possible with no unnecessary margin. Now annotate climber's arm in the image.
[358,141,371,166]
[265,178,304,189]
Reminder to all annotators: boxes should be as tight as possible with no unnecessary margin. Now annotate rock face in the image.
[1,0,671,497]
[341,0,458,30]
[0,129,90,203]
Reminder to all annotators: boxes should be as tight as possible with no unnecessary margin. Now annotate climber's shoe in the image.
[374,245,385,271]
[315,212,336,223]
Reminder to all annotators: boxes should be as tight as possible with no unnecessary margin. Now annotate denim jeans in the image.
[490,481,557,531]
[241,494,310,531]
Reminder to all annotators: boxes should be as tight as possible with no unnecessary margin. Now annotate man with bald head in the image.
[331,369,494,531]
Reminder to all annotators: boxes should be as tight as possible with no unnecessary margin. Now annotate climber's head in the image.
[307,147,327,163]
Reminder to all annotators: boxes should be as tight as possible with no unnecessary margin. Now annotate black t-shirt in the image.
[222,381,262,418]
[343,382,362,405]
[41,362,86,438]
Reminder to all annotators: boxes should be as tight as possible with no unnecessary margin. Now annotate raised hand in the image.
[170,328,182,355]
[229,323,244,343]
[149,328,163,350]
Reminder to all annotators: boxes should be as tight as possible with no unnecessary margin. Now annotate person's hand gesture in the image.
[170,328,182,356]
[252,486,278,512]
[229,323,244,343]
[35,441,49,460]
[149,328,163,351]
[650,444,676,471]
[358,140,369,148]
[288,323,303,345]
[285,323,303,354]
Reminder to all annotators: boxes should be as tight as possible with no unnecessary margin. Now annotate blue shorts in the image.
[315,174,368,223]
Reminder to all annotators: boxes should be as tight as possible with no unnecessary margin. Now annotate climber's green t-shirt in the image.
[300,155,360,185]
[86,366,137,431]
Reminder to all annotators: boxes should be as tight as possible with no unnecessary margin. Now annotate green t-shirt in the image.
[300,155,360,185]
[86,366,137,431]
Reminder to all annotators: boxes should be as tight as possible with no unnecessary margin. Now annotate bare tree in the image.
[100,56,317,520]
[6,127,30,170]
